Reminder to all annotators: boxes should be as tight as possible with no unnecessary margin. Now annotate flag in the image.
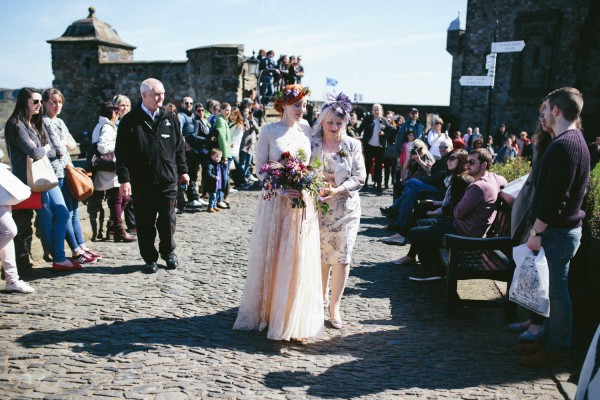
[326,77,338,87]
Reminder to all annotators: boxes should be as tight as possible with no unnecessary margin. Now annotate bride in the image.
[233,84,324,341]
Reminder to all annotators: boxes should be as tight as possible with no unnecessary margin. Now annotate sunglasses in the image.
[439,146,448,149]
[435,122,442,125]
[448,155,458,161]
[184,102,193,106]
[196,108,204,112]
[31,99,42,105]
[467,159,480,165]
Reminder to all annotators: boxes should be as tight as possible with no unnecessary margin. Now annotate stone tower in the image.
[47,8,250,143]
[47,7,136,140]
[445,0,598,139]
[446,11,466,129]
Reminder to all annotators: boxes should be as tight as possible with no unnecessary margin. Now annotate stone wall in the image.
[50,43,253,143]
[449,0,599,139]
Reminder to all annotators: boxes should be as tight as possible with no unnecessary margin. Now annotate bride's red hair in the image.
[273,84,311,114]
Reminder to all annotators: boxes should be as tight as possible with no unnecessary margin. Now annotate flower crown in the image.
[323,92,353,123]
[274,87,311,102]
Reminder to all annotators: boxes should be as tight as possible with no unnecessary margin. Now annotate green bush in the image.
[490,157,532,183]
[586,174,600,240]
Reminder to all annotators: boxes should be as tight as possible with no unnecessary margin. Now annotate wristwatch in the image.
[529,229,542,238]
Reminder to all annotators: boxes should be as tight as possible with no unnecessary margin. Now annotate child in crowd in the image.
[206,149,224,213]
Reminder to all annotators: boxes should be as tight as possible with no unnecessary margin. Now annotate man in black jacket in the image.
[357,104,394,193]
[115,78,189,274]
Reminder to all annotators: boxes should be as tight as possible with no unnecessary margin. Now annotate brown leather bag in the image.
[65,165,94,201]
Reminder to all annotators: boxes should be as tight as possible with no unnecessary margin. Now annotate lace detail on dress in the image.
[233,121,324,341]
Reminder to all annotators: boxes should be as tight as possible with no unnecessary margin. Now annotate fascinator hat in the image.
[273,84,311,114]
[321,92,353,123]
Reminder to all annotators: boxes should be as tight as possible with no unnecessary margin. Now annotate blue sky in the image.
[0,0,468,105]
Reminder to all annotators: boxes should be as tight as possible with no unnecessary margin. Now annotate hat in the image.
[410,108,419,113]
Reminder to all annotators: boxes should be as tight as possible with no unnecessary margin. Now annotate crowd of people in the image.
[256,49,305,106]
[0,80,595,376]
[368,88,592,370]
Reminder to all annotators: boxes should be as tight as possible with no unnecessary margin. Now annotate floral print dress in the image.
[312,136,366,265]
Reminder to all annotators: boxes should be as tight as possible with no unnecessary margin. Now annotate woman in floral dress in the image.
[311,93,366,329]
[233,85,324,342]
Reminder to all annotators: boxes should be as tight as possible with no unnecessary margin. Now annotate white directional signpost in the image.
[491,40,526,53]
[459,76,494,87]
[458,21,526,141]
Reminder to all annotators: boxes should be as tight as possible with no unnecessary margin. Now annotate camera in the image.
[179,182,188,191]
[410,147,420,156]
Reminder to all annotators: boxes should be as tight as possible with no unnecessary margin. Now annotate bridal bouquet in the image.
[259,149,326,209]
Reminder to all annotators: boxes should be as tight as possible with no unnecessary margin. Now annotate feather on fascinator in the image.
[323,92,353,123]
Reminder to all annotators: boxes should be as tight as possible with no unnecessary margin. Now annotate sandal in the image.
[330,319,343,330]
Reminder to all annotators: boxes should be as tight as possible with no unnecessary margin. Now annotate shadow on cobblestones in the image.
[15,307,321,359]
[24,265,142,282]
[2,190,565,399]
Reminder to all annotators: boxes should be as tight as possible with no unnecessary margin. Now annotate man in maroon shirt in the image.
[399,149,506,281]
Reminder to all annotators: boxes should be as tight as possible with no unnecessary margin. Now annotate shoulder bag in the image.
[0,165,32,206]
[26,155,58,192]
[65,165,94,201]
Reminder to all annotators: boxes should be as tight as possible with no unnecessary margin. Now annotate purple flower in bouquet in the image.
[259,149,326,209]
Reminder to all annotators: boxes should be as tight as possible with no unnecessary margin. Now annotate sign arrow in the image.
[491,40,526,53]
[459,76,494,87]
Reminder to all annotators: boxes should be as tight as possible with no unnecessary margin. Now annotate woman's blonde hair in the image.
[313,106,348,141]
[411,139,426,153]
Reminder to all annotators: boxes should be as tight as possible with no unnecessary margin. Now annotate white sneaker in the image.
[186,200,205,208]
[248,175,259,182]
[5,280,35,294]
[229,188,238,194]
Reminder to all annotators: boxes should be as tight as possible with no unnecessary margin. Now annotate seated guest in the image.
[382,149,471,246]
[380,143,450,244]
[392,149,507,281]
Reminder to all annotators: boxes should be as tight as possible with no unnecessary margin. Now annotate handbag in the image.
[26,155,58,192]
[65,165,94,201]
[384,145,400,160]
[0,165,31,206]
[509,244,550,317]
[91,152,116,172]
[12,191,42,210]
[87,142,116,172]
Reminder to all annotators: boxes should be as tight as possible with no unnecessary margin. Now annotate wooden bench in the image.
[440,198,517,319]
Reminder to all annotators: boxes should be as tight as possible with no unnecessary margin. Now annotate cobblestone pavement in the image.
[1,187,569,399]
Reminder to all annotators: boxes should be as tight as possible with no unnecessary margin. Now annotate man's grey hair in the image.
[140,78,162,94]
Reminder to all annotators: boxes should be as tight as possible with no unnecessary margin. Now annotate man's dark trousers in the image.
[133,183,177,264]
[364,144,384,188]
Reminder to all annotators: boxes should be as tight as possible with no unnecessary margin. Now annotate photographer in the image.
[402,139,434,181]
